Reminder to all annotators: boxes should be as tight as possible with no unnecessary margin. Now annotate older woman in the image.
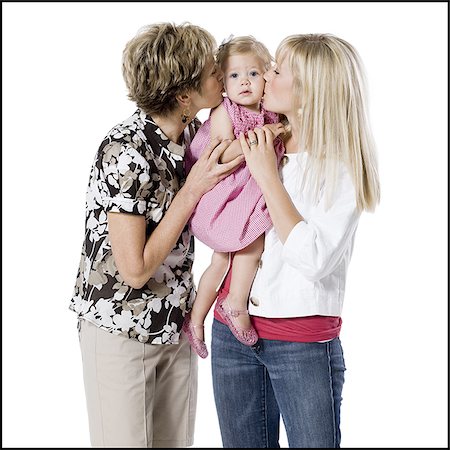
[69,22,242,447]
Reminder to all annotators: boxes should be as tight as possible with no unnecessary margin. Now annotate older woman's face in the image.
[190,58,224,111]
[262,56,294,116]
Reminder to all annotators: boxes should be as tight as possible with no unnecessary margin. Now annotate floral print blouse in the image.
[70,109,200,344]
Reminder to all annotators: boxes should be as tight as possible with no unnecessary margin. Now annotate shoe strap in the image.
[222,297,249,317]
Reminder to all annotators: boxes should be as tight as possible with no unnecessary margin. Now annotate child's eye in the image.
[250,71,259,77]
[230,73,238,79]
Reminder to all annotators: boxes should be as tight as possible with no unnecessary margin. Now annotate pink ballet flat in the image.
[216,297,259,346]
[182,313,208,359]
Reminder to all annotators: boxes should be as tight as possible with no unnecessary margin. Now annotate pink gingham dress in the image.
[185,97,285,252]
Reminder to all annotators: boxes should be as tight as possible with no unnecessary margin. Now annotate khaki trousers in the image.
[79,319,198,448]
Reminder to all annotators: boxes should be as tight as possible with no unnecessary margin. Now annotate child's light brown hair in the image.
[215,35,272,72]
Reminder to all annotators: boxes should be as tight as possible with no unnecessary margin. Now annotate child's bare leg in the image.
[225,234,264,330]
[190,251,229,340]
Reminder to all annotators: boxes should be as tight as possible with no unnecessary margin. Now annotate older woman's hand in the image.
[239,125,282,189]
[185,138,245,201]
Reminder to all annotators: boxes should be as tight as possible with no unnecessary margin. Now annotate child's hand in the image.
[262,123,285,138]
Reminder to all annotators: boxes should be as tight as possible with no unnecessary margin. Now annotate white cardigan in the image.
[249,152,361,318]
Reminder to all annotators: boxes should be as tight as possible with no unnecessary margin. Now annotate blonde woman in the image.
[211,34,380,448]
[69,23,243,447]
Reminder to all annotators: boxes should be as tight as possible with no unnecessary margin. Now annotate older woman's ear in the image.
[176,93,191,108]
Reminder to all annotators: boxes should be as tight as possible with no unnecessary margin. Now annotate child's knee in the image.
[210,251,230,269]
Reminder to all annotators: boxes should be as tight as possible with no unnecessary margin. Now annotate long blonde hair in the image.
[278,34,380,212]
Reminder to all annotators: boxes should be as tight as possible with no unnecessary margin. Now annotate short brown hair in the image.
[122,22,216,117]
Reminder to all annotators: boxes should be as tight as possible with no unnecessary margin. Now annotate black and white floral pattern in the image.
[70,109,200,344]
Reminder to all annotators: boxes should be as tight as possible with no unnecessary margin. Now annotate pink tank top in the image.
[213,261,342,343]
[185,97,285,252]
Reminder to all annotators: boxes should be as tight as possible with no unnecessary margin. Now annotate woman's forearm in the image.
[259,177,303,243]
[109,185,199,289]
[139,185,199,284]
[110,138,244,289]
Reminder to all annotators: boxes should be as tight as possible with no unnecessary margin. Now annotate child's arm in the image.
[211,121,285,164]
[218,140,244,164]
[209,103,242,164]
[210,102,234,142]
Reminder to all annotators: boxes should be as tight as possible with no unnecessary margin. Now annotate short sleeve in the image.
[100,141,153,216]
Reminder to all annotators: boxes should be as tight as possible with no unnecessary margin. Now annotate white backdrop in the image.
[3,2,448,448]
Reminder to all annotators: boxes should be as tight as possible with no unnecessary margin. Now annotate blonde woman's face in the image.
[190,58,224,111]
[262,57,294,115]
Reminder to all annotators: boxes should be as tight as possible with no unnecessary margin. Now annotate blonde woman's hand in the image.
[185,138,245,201]
[239,126,281,189]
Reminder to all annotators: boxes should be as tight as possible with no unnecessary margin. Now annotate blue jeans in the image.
[211,319,346,448]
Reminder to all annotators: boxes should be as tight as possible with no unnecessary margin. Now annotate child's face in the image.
[223,53,266,112]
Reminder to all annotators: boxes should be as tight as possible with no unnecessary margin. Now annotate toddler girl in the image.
[183,36,285,358]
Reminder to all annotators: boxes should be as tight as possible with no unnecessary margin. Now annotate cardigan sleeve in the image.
[281,168,361,282]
